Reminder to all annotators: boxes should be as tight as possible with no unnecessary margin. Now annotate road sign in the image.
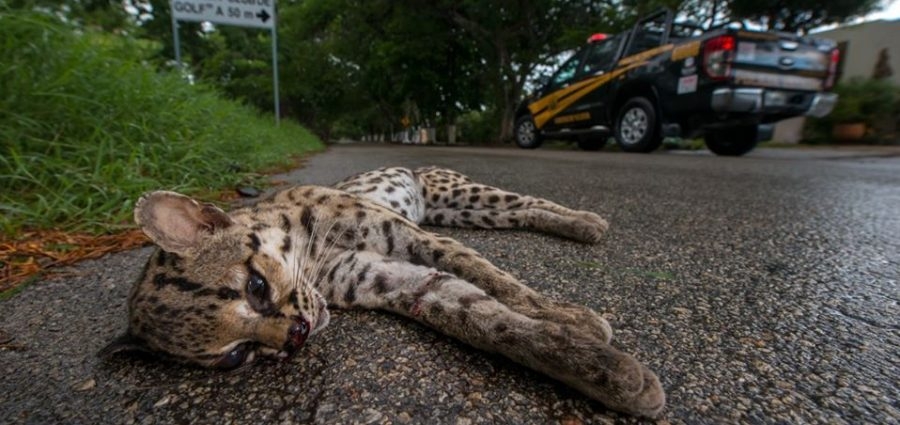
[171,0,275,29]
[170,0,280,124]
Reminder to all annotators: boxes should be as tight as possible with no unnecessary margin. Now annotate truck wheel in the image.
[614,97,661,153]
[577,137,605,151]
[704,125,758,156]
[514,116,542,149]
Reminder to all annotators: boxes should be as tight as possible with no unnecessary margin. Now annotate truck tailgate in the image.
[730,31,834,92]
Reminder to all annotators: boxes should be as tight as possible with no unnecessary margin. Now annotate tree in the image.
[440,0,632,142]
[3,0,141,31]
[279,0,486,140]
[728,0,881,34]
[872,48,893,80]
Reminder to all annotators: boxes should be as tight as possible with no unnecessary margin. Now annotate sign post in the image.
[170,0,280,124]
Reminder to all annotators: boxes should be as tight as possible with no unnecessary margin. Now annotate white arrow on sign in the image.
[171,0,275,29]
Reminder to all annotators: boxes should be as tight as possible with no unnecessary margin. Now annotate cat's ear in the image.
[98,331,155,358]
[134,191,234,255]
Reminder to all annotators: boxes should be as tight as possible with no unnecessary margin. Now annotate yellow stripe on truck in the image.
[530,63,643,129]
[527,44,678,130]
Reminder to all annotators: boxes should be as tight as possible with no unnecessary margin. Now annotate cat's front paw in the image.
[563,212,608,244]
[577,350,666,419]
[564,303,613,343]
[575,211,609,242]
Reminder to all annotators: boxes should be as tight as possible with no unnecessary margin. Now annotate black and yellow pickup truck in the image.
[514,9,840,156]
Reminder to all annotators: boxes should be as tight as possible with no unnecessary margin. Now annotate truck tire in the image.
[704,125,758,156]
[514,116,542,149]
[614,97,661,153]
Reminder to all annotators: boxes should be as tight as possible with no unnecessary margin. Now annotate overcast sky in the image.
[867,0,900,21]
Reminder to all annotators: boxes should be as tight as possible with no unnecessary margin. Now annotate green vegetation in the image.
[7,1,882,144]
[0,11,323,236]
[805,78,900,144]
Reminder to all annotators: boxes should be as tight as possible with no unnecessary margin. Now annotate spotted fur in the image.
[102,167,664,418]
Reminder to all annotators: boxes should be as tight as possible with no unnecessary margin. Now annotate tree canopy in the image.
[728,0,881,34]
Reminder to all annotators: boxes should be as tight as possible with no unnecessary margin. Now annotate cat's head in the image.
[101,191,329,369]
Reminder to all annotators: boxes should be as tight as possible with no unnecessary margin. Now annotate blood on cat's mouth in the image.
[282,315,310,355]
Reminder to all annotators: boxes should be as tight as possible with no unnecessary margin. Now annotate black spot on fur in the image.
[356,210,366,220]
[381,221,394,254]
[471,187,481,194]
[289,290,300,309]
[373,274,389,294]
[280,214,292,232]
[390,200,400,208]
[458,294,491,308]
[281,235,292,253]
[153,274,203,292]
[451,189,463,197]
[343,286,356,304]
[504,194,519,202]
[326,262,340,284]
[407,246,429,267]
[194,288,215,298]
[469,195,479,203]
[217,288,240,300]
[433,214,445,225]
[357,264,372,283]
[300,207,314,236]
[482,216,495,226]
[488,195,500,203]
[432,249,445,262]
[248,234,261,252]
[386,186,395,193]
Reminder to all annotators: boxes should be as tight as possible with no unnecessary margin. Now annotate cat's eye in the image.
[214,344,249,369]
[247,272,267,298]
[245,269,277,315]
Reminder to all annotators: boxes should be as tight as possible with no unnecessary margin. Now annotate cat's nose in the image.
[284,315,310,353]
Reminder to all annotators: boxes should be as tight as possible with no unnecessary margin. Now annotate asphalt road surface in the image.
[2,145,898,424]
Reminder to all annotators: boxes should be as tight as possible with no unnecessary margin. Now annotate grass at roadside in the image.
[0,10,323,292]
[0,10,323,237]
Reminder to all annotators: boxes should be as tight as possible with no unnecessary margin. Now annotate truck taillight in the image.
[824,48,840,89]
[703,35,735,80]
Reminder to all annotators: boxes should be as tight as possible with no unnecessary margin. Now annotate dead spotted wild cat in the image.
[102,166,665,418]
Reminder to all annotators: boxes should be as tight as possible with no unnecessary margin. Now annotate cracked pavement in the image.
[1,144,898,424]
